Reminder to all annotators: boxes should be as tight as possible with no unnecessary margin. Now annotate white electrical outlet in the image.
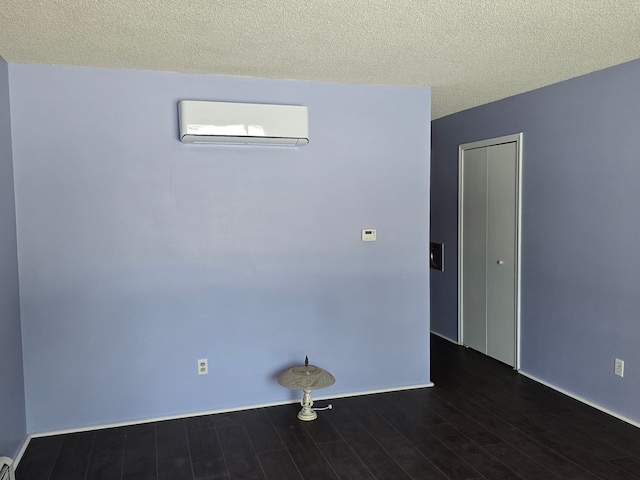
[198,359,208,375]
[614,358,624,377]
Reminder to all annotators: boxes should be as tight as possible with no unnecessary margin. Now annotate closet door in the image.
[460,146,488,355]
[486,142,517,365]
[459,135,521,367]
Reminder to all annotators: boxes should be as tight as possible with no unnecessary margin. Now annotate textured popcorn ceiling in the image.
[1,1,639,119]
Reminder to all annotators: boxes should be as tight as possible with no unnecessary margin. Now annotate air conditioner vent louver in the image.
[0,457,14,480]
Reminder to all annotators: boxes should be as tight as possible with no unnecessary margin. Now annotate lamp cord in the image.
[311,404,333,411]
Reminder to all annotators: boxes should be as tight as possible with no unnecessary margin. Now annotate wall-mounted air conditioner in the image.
[178,101,309,146]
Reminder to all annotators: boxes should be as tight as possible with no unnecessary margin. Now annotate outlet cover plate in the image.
[198,359,208,375]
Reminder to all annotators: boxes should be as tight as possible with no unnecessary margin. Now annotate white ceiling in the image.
[1,1,639,119]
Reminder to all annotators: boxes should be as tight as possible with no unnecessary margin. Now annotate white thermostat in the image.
[361,229,377,241]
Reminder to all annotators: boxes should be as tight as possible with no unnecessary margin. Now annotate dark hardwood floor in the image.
[16,334,640,479]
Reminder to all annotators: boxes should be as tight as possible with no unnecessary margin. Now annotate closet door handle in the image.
[497,260,504,265]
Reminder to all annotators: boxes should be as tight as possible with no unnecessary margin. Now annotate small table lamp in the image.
[278,356,335,421]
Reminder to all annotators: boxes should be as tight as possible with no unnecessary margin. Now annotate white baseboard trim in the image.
[518,371,640,429]
[13,434,31,468]
[430,330,458,344]
[30,400,299,438]
[29,383,435,439]
[316,383,434,401]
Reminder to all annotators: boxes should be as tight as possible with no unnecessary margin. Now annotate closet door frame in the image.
[458,133,523,369]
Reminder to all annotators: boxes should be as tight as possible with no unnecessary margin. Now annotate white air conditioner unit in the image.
[178,101,309,146]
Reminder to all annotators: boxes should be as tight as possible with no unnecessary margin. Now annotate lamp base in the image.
[297,408,317,421]
[298,389,317,421]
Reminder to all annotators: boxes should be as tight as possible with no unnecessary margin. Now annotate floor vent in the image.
[0,457,14,480]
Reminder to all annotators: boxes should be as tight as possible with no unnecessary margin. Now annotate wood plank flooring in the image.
[16,334,640,479]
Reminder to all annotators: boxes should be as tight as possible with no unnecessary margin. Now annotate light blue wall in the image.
[10,64,431,433]
[0,56,26,457]
[431,59,640,423]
